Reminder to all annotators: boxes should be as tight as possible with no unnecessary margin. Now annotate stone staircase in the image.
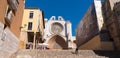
[10,49,108,58]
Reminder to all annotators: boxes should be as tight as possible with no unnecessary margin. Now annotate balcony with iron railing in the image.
[7,0,19,11]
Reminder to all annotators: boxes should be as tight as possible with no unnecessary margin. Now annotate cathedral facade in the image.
[43,16,75,49]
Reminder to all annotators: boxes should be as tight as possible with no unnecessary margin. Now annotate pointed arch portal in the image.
[48,35,68,49]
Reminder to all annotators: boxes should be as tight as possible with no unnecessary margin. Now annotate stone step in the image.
[10,49,108,58]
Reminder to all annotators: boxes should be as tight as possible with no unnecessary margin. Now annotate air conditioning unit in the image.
[8,0,18,11]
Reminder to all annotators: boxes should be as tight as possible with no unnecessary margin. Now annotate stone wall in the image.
[0,24,19,58]
[79,35,101,50]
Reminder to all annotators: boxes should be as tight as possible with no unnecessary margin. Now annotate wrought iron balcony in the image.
[7,0,18,11]
[5,9,13,24]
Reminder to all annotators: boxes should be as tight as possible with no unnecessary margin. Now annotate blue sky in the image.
[25,0,93,36]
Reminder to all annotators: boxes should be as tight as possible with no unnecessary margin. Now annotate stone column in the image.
[33,32,36,49]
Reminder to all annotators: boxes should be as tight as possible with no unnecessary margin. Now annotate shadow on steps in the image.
[93,50,120,58]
